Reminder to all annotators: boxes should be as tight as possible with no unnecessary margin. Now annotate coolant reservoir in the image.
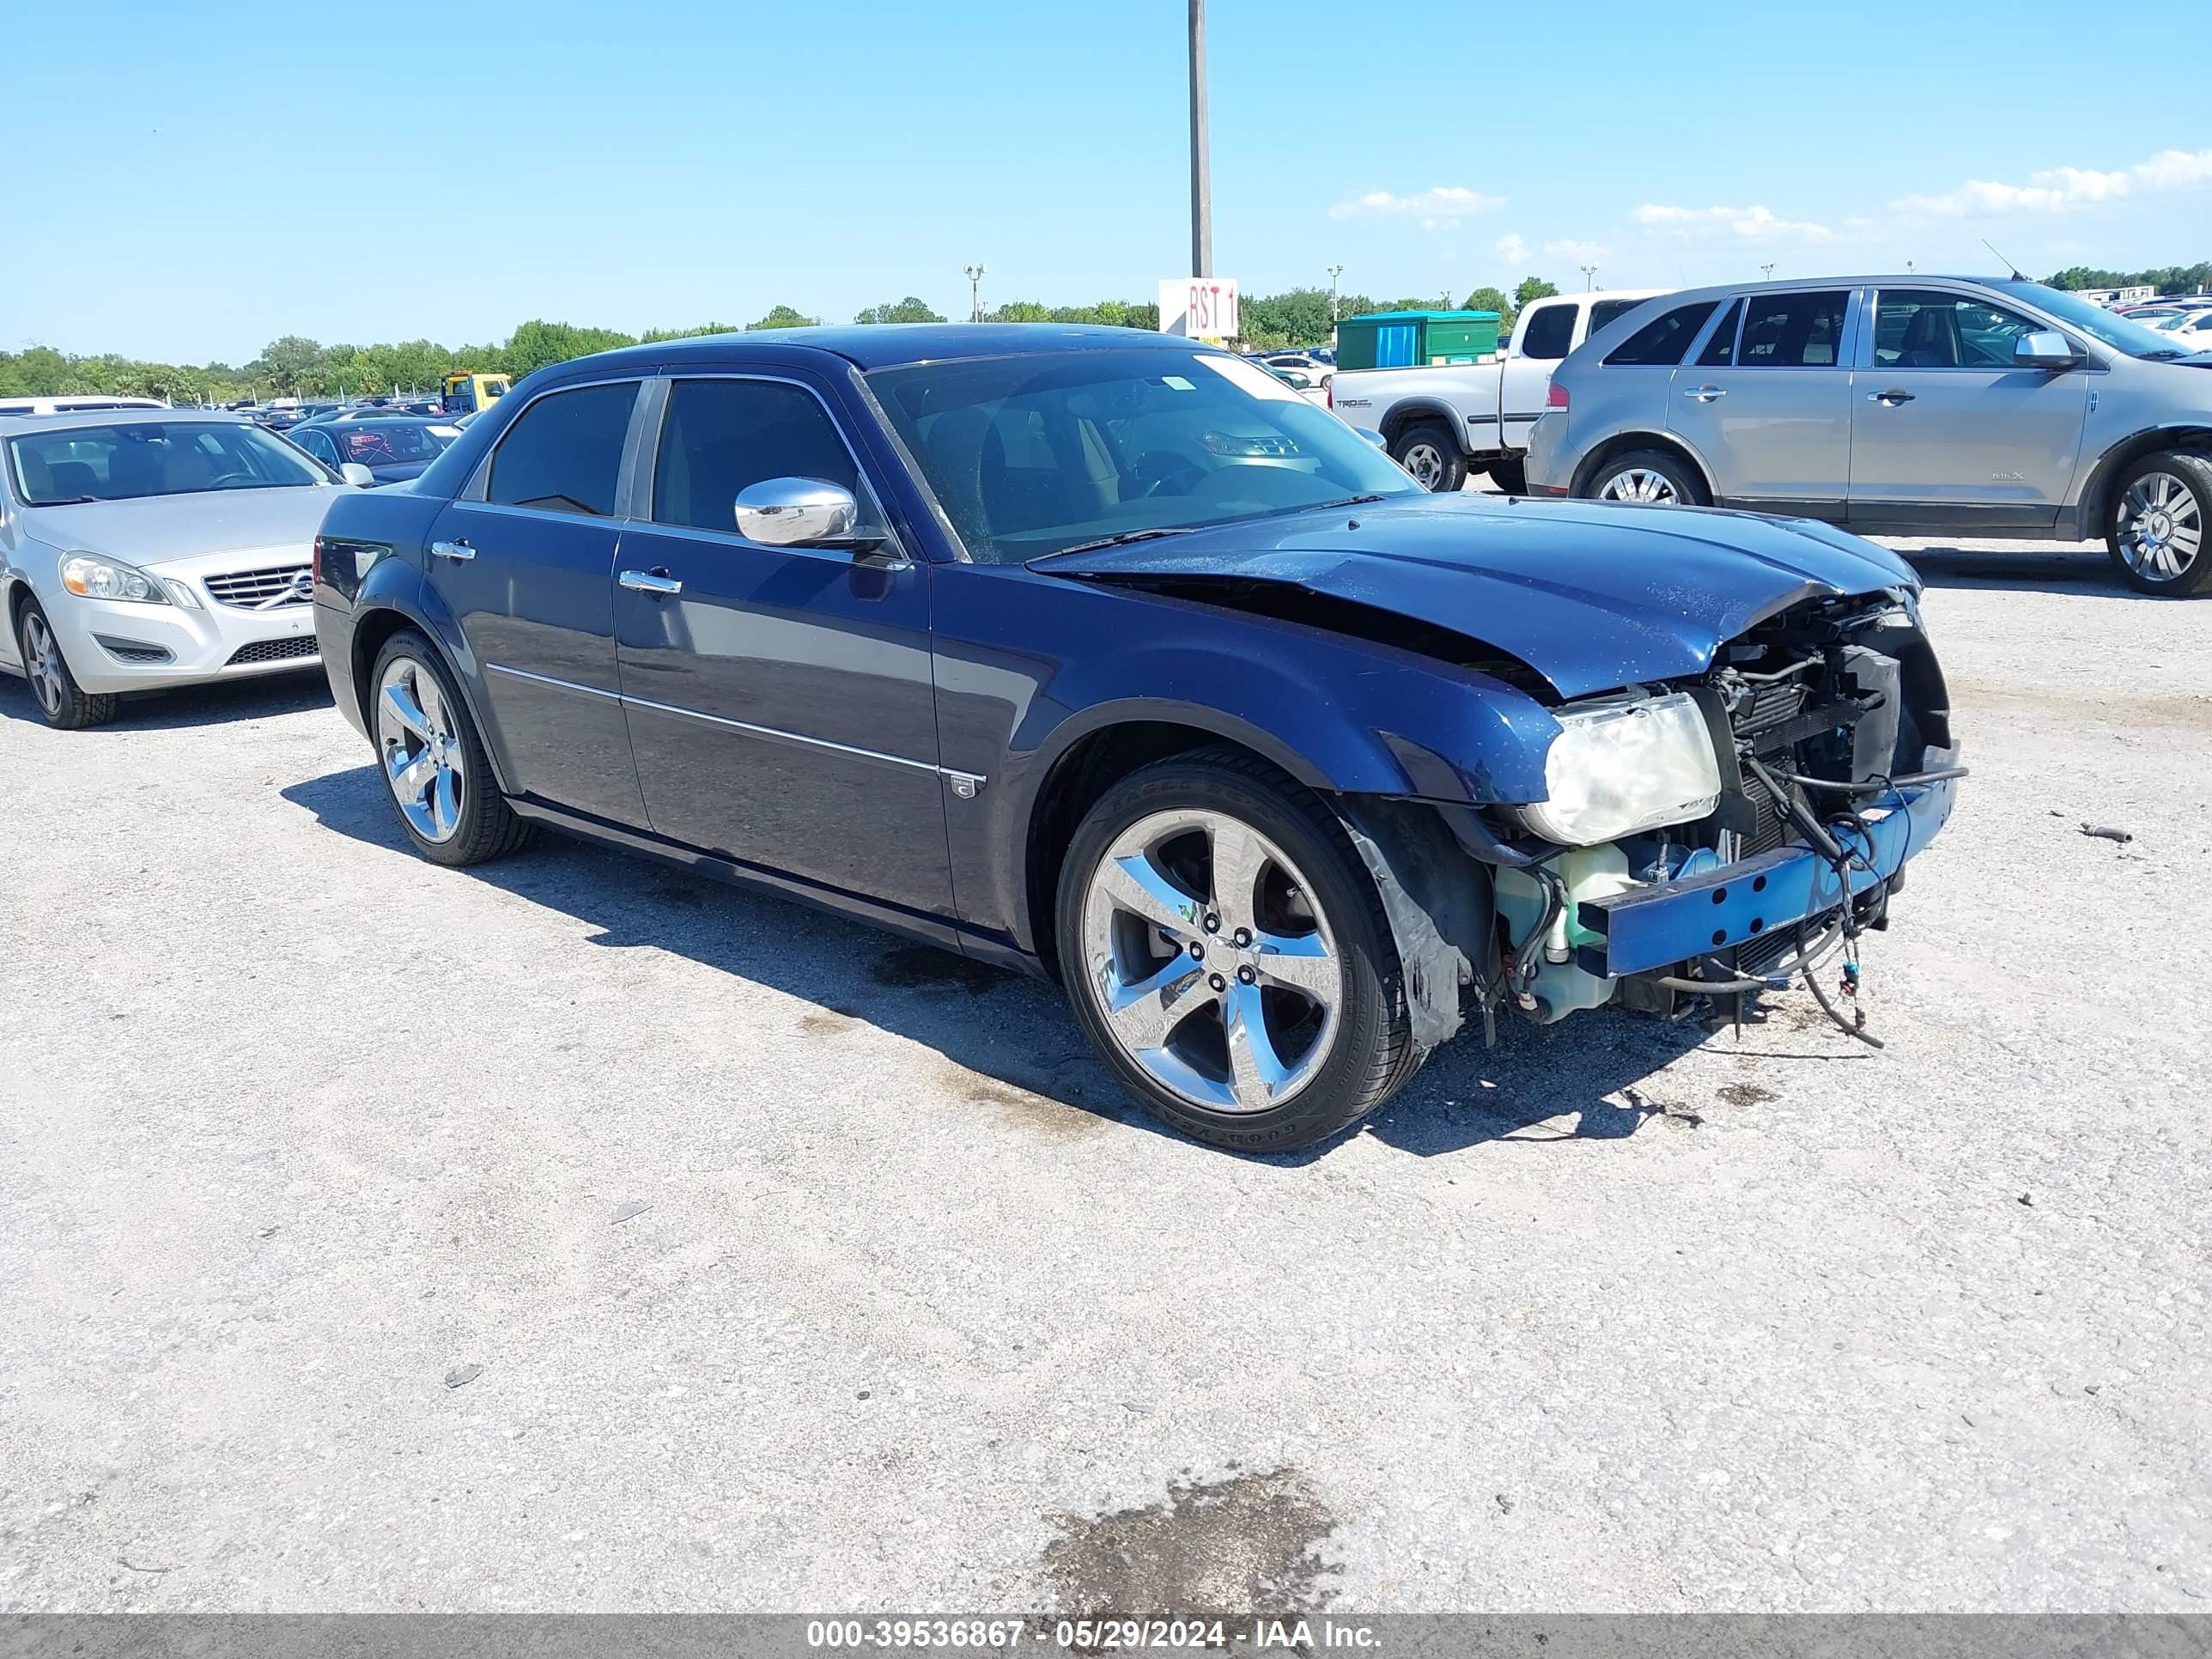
[1496,843,1640,1023]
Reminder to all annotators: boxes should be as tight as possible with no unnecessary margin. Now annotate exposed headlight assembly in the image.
[1513,689,1723,848]
[61,553,174,605]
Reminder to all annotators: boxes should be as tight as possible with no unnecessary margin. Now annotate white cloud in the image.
[1544,238,1608,264]
[1632,204,1834,242]
[1329,185,1507,232]
[1494,232,1528,264]
[1892,146,2212,217]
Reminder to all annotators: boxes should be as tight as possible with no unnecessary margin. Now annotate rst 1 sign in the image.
[1158,277,1240,342]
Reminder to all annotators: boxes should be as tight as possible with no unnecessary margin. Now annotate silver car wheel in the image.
[2115,471,2203,581]
[21,613,65,718]
[1598,467,1682,506]
[1401,441,1446,489]
[1079,808,1343,1115]
[376,655,465,843]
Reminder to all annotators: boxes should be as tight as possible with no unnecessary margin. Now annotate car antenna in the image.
[1981,237,2029,283]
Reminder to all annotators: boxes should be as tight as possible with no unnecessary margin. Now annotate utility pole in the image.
[963,263,987,322]
[1580,263,1598,291]
[1188,0,1212,277]
[1327,264,1344,324]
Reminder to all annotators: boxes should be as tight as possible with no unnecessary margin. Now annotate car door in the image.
[1847,286,2091,527]
[612,373,952,916]
[425,377,650,827]
[1668,288,1855,514]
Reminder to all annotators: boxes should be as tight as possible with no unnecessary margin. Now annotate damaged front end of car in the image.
[1347,588,1962,1051]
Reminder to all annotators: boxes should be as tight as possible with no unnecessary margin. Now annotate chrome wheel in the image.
[1079,808,1343,1115]
[21,613,64,718]
[1401,441,1446,489]
[1597,466,1682,505]
[376,655,465,843]
[2115,471,2203,582]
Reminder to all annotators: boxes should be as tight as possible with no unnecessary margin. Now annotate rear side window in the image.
[650,377,871,534]
[1737,291,1850,368]
[1588,299,1640,333]
[486,382,638,516]
[1604,301,1719,367]
[1696,300,1744,366]
[1518,304,1577,361]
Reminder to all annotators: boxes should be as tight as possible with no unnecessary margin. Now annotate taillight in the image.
[1546,381,1570,410]
[1325,378,1333,409]
[311,536,325,582]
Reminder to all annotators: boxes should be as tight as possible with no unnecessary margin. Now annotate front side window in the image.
[1604,301,1719,367]
[485,382,638,516]
[1737,290,1850,368]
[868,348,1421,564]
[1988,280,2182,359]
[1873,289,2041,368]
[1518,304,1577,361]
[1696,299,1744,366]
[6,421,325,505]
[651,378,880,536]
[294,428,339,467]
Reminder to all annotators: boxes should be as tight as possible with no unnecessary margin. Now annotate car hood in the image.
[22,485,345,568]
[1034,494,1918,700]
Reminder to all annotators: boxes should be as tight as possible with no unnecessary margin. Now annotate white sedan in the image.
[2142,307,2212,351]
[0,410,368,728]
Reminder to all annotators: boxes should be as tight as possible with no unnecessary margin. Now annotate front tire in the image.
[1391,423,1468,493]
[1584,448,1706,507]
[1056,747,1415,1152]
[12,599,119,730]
[2106,451,2212,596]
[369,629,532,866]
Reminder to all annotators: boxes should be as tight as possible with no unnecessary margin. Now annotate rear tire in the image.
[1583,447,1706,507]
[1485,458,1528,495]
[1391,423,1468,493]
[12,598,119,730]
[1055,746,1417,1152]
[368,629,533,866]
[2105,450,2212,596]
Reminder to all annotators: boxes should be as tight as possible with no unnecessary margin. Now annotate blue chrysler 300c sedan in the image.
[310,325,1960,1151]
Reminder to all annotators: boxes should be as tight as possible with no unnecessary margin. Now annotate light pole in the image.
[1760,263,1774,281]
[963,263,987,322]
[1188,0,1212,277]
[1580,263,1598,291]
[1327,264,1344,324]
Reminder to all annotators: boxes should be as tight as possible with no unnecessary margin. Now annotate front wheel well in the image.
[1024,722,1279,982]
[1571,432,1714,501]
[2083,427,2212,528]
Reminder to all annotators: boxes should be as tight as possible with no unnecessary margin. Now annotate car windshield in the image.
[1993,281,2193,359]
[7,420,327,505]
[866,348,1421,563]
[334,423,447,464]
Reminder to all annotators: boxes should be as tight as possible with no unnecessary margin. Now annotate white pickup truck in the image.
[1329,289,1668,492]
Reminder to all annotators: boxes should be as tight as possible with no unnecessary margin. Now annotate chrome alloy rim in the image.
[376,656,465,843]
[1401,441,1446,489]
[2115,471,2203,581]
[1597,467,1681,505]
[21,613,65,717]
[1080,809,1342,1115]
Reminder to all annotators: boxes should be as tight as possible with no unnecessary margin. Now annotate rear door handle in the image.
[428,539,475,562]
[1867,389,1916,405]
[1682,385,1725,403]
[619,568,683,596]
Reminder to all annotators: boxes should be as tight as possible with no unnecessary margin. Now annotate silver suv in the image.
[1524,276,2212,595]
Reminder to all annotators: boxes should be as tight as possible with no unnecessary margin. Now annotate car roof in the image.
[0,407,251,434]
[541,323,1183,379]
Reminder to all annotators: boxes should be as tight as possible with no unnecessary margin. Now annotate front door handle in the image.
[1867,389,1916,406]
[619,568,683,596]
[428,539,475,562]
[1682,385,1725,403]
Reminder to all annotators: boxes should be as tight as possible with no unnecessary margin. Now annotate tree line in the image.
[43,258,2208,405]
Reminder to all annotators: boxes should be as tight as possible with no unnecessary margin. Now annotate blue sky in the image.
[8,0,2208,363]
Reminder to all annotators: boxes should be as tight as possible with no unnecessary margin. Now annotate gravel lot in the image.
[3,538,2207,1614]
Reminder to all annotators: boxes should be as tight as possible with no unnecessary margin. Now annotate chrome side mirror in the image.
[734,477,863,547]
[1354,427,1389,451]
[339,462,376,488]
[2014,330,2078,371]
